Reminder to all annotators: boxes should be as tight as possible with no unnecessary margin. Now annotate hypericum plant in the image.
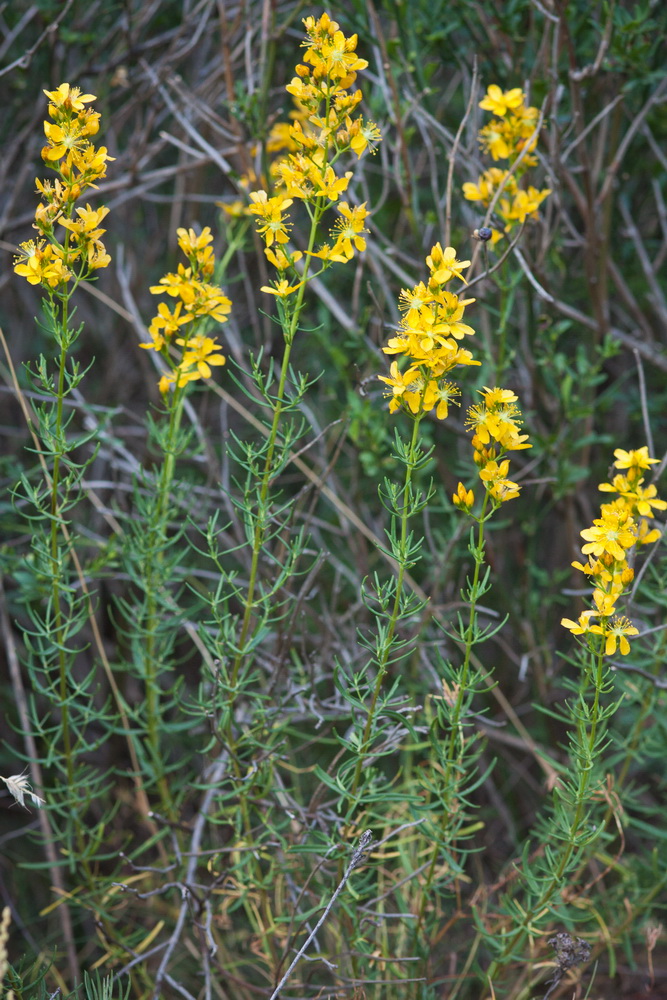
[104,12,385,991]
[10,82,115,960]
[478,446,665,996]
[227,11,381,671]
[462,83,552,382]
[463,84,551,244]
[141,226,230,393]
[14,84,112,287]
[562,447,665,654]
[12,83,113,820]
[119,227,232,814]
[198,8,382,957]
[344,242,486,796]
[313,242,534,987]
[200,10,381,746]
[7,11,665,1000]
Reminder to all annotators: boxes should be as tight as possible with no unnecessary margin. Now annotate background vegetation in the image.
[1,1,666,999]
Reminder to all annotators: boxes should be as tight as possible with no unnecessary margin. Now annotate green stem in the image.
[410,491,491,971]
[46,289,95,879]
[482,643,608,994]
[350,413,423,801]
[231,64,342,683]
[230,202,325,688]
[51,294,74,795]
[446,493,490,761]
[218,199,328,974]
[141,381,187,815]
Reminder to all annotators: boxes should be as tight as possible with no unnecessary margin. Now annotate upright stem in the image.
[231,204,324,688]
[141,383,187,815]
[350,414,423,800]
[446,497,490,760]
[482,644,608,993]
[411,492,491,967]
[51,296,73,789]
[218,203,326,973]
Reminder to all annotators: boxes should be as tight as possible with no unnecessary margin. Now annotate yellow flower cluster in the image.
[454,387,532,508]
[14,83,114,287]
[378,246,530,509]
[463,85,550,242]
[378,245,480,418]
[140,227,231,394]
[561,448,665,656]
[247,12,381,297]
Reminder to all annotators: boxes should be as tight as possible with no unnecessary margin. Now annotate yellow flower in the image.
[150,264,194,298]
[150,267,231,324]
[476,109,540,164]
[86,243,111,270]
[305,243,350,264]
[563,445,659,655]
[498,186,551,227]
[42,119,91,162]
[636,519,662,546]
[421,379,460,420]
[429,345,481,375]
[599,475,667,517]
[463,167,517,205]
[377,362,422,414]
[382,334,411,357]
[426,243,470,284]
[177,225,213,252]
[453,482,475,511]
[573,555,633,613]
[144,225,232,390]
[248,190,293,246]
[479,85,525,116]
[347,117,382,157]
[317,30,368,82]
[561,610,599,636]
[66,142,114,180]
[43,83,96,113]
[398,283,433,324]
[261,279,304,297]
[175,227,215,277]
[267,119,301,153]
[378,246,482,417]
[264,13,380,212]
[158,367,201,395]
[301,14,368,84]
[264,246,303,270]
[601,616,639,656]
[176,334,226,379]
[613,447,659,472]
[285,76,319,105]
[13,240,71,287]
[479,461,521,501]
[58,203,109,240]
[465,388,531,451]
[482,387,517,406]
[15,84,113,289]
[487,479,521,502]
[312,165,352,200]
[591,589,617,618]
[580,512,637,562]
[433,291,476,340]
[329,201,369,258]
[142,301,191,351]
[478,122,512,160]
[219,199,247,218]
